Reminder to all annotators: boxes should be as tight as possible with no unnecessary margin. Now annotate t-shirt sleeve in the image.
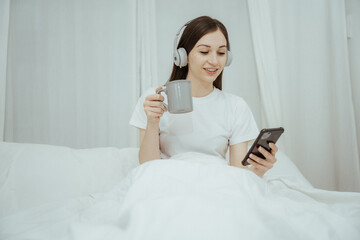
[229,98,259,145]
[129,88,155,130]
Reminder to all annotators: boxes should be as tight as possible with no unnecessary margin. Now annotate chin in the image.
[205,75,220,83]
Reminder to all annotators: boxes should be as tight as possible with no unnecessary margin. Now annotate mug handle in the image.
[156,86,168,110]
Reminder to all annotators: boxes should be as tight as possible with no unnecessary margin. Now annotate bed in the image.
[0,141,359,240]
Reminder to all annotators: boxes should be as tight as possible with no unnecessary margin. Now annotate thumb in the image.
[155,86,163,93]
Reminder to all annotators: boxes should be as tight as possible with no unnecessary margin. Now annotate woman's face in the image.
[186,29,228,86]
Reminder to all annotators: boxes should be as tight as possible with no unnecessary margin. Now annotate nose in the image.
[207,52,218,65]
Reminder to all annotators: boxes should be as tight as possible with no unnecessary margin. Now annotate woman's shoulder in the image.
[218,90,248,106]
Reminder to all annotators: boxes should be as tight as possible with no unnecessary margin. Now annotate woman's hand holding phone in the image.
[247,143,278,178]
[241,127,284,178]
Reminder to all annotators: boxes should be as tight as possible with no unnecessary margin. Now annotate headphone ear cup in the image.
[225,50,232,66]
[176,47,187,68]
[174,49,181,67]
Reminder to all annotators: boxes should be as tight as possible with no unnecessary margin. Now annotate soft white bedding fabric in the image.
[1,148,360,240]
[0,142,139,216]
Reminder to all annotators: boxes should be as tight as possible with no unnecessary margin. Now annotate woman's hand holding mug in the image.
[143,86,167,124]
[144,80,193,124]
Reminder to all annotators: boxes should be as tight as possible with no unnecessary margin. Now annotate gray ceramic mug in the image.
[156,80,193,114]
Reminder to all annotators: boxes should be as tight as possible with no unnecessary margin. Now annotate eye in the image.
[218,52,226,55]
[200,51,208,54]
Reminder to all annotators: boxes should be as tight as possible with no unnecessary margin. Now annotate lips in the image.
[204,68,218,75]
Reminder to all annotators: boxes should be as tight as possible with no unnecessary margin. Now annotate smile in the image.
[204,68,218,75]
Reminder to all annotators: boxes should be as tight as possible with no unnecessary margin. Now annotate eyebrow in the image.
[196,44,227,48]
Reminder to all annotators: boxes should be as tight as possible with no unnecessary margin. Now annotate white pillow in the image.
[0,142,139,217]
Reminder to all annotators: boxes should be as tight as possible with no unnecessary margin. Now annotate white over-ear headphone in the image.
[173,23,232,68]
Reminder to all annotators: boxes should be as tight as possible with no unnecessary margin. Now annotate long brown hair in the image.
[168,16,230,90]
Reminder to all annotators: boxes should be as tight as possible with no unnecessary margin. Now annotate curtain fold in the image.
[0,0,10,141]
[248,0,360,191]
[346,0,360,174]
[246,0,283,128]
[128,0,159,147]
[136,0,158,95]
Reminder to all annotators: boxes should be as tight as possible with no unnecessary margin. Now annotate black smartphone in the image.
[241,127,284,166]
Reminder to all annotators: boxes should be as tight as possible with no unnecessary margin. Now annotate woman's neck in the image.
[188,80,214,97]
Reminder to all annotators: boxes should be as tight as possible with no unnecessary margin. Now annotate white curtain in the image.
[2,0,262,149]
[0,0,10,141]
[4,0,137,148]
[136,0,158,94]
[128,0,159,147]
[247,0,360,191]
[346,0,360,173]
[246,0,283,128]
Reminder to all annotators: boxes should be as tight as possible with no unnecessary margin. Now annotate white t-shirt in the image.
[129,87,259,159]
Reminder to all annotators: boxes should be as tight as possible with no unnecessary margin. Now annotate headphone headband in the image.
[174,22,189,47]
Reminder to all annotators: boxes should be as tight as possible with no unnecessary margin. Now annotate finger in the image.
[269,143,278,155]
[145,93,164,102]
[249,154,273,168]
[255,152,276,166]
[145,100,163,108]
[155,86,163,93]
[258,146,275,162]
[248,154,265,166]
[248,159,267,172]
[144,101,167,112]
[145,106,165,114]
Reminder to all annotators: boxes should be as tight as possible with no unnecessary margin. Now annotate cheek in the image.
[220,56,227,65]
[194,54,207,64]
[188,55,205,69]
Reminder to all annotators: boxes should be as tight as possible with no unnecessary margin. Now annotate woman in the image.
[130,16,278,178]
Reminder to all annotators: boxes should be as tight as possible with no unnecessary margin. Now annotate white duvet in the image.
[1,152,360,240]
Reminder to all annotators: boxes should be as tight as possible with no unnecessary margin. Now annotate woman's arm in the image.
[138,124,161,164]
[138,87,166,164]
[229,142,249,169]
